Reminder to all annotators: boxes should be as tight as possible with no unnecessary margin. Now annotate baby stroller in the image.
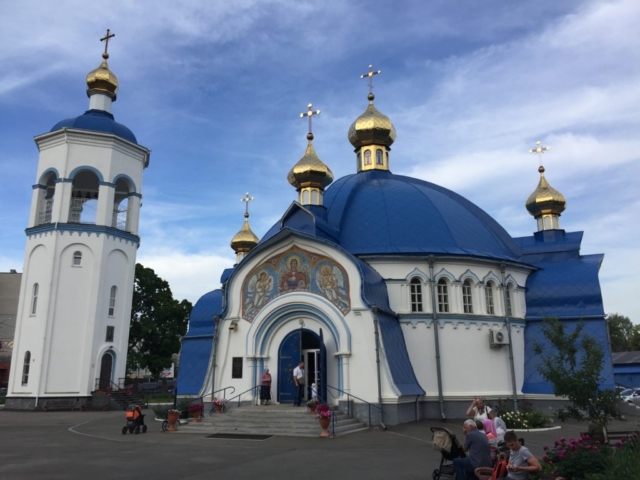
[122,405,147,434]
[431,427,466,480]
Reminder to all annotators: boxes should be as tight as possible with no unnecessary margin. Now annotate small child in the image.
[311,383,318,402]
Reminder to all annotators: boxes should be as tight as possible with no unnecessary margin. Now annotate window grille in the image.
[410,278,423,312]
[463,280,473,314]
[22,351,31,385]
[485,283,495,315]
[108,286,117,317]
[437,279,449,313]
[31,283,39,315]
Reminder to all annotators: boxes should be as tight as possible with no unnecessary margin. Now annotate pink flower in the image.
[542,455,548,461]
[543,446,548,451]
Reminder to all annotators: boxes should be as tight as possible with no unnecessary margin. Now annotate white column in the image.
[127,195,142,234]
[96,184,115,227]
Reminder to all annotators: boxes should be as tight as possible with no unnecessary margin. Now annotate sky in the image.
[0,0,638,323]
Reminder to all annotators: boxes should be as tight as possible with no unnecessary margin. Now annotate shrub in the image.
[499,409,552,429]
[542,434,616,479]
[585,436,640,480]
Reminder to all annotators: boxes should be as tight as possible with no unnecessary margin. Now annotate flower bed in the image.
[501,409,552,429]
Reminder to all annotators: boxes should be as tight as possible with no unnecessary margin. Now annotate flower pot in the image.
[167,411,179,432]
[318,417,331,437]
[192,411,201,423]
[215,405,223,413]
[309,405,317,414]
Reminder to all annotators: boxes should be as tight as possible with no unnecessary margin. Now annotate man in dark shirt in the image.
[453,419,492,479]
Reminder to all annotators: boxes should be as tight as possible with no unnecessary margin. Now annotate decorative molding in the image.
[25,223,140,246]
[68,165,104,182]
[99,181,116,188]
[405,267,429,283]
[32,184,46,190]
[458,269,481,284]
[434,268,456,283]
[482,271,502,286]
[112,174,138,193]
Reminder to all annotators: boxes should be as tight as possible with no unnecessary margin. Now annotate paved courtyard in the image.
[0,408,636,480]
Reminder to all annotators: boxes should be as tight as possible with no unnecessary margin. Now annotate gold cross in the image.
[360,64,381,95]
[241,192,254,217]
[100,29,115,58]
[300,103,321,136]
[529,141,550,168]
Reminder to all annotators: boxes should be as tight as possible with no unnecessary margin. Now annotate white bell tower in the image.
[6,31,150,409]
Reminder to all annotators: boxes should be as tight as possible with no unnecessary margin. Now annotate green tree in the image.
[607,313,635,352]
[128,263,192,378]
[534,318,622,440]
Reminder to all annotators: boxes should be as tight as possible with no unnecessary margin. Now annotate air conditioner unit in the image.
[489,329,509,348]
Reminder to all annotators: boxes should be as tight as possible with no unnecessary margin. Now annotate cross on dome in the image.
[100,29,115,59]
[300,103,321,140]
[529,140,550,171]
[360,64,381,98]
[241,192,254,218]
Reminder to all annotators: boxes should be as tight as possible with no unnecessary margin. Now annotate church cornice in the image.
[25,223,140,246]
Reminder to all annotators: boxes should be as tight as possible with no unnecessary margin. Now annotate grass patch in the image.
[144,393,175,403]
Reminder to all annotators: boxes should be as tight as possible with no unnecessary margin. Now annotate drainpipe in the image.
[500,264,519,413]
[210,315,221,403]
[371,307,386,429]
[428,257,446,420]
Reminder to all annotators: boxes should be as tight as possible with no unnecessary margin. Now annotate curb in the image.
[511,426,561,432]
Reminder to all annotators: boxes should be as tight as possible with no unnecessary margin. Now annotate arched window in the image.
[410,277,423,312]
[485,282,495,315]
[437,279,449,313]
[36,171,57,225]
[112,177,134,231]
[73,251,82,266]
[376,149,383,165]
[22,351,31,385]
[108,286,117,317]
[69,170,100,224]
[462,280,473,314]
[31,283,39,315]
[506,286,514,317]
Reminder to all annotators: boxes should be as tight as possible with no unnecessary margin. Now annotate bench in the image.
[42,399,80,411]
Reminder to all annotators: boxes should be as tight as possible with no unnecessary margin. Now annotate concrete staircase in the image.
[179,404,368,437]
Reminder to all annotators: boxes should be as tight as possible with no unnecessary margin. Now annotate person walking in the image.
[452,419,492,480]
[292,361,305,406]
[260,368,272,405]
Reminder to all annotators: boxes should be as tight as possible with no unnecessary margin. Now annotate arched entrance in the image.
[277,328,326,403]
[98,351,114,390]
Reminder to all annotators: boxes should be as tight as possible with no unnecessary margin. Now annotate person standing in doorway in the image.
[260,368,272,405]
[293,361,305,406]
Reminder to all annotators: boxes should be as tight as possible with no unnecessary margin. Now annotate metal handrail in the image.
[325,384,385,429]
[224,385,261,409]
[201,387,236,415]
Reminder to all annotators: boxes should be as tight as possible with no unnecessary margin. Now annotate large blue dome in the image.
[51,109,137,144]
[322,170,521,260]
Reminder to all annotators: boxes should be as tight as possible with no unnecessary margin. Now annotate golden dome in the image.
[86,53,118,100]
[348,94,396,149]
[230,214,259,254]
[287,134,334,189]
[525,166,566,217]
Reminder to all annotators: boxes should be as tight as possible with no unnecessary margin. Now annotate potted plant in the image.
[167,408,180,432]
[307,398,319,414]
[188,403,204,422]
[316,403,333,437]
[212,398,227,414]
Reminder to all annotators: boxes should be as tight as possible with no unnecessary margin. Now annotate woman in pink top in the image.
[260,368,272,405]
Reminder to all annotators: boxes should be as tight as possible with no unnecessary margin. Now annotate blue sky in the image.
[1,0,638,323]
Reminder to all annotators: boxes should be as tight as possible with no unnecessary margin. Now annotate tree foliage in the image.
[533,318,622,433]
[607,313,640,352]
[128,263,192,378]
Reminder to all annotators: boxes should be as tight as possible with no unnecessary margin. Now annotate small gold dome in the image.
[348,94,396,149]
[525,166,566,217]
[287,135,334,189]
[86,53,118,100]
[230,215,259,254]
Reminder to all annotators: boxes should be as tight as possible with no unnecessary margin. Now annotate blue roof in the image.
[322,170,522,259]
[176,289,222,395]
[51,109,137,144]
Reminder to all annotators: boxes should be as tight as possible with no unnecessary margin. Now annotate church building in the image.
[177,68,614,423]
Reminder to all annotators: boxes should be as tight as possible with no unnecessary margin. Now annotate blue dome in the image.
[323,170,521,260]
[51,109,137,144]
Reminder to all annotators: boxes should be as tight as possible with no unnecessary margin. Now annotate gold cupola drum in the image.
[287,103,334,206]
[231,193,260,263]
[86,29,119,101]
[348,65,396,172]
[525,141,566,231]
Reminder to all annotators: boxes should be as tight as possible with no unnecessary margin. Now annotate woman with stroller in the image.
[466,397,492,421]
[260,368,272,405]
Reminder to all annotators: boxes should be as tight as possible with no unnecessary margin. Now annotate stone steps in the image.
[180,405,368,437]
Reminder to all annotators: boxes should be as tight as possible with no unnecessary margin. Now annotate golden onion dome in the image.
[287,134,334,189]
[230,214,259,253]
[348,93,396,149]
[86,53,119,100]
[525,166,566,217]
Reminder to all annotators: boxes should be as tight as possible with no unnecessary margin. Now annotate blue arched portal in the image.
[277,328,327,404]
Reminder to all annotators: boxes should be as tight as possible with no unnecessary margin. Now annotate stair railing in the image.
[198,386,236,415]
[325,384,385,429]
[224,385,261,410]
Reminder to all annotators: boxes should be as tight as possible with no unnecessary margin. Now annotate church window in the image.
[364,150,372,165]
[108,286,117,317]
[36,172,57,226]
[232,357,243,379]
[376,149,383,165]
[69,170,100,225]
[410,277,423,312]
[357,151,362,170]
[437,279,449,313]
[506,286,513,317]
[106,326,115,342]
[22,351,31,385]
[31,283,39,315]
[463,280,473,314]
[485,282,495,315]
[73,251,82,266]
